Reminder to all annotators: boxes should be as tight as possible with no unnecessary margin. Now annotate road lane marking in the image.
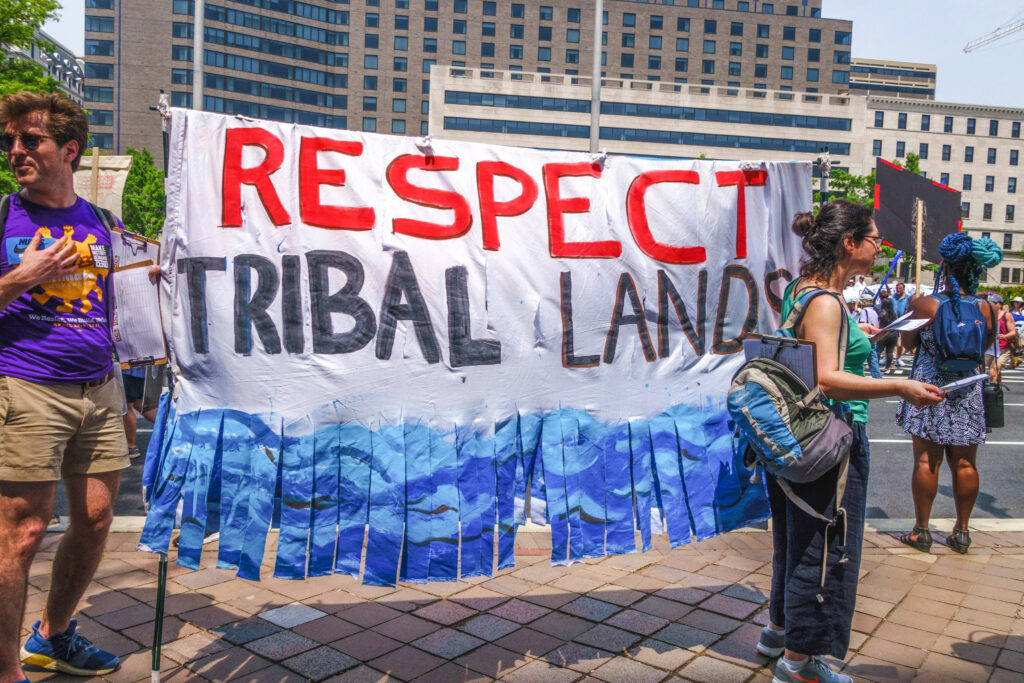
[872,439,1024,445]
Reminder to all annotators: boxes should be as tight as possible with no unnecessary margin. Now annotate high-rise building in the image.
[83,0,853,158]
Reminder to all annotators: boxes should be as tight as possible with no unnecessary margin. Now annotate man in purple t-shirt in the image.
[0,93,129,680]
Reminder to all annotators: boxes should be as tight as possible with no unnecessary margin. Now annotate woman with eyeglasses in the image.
[895,233,1002,555]
[758,200,943,683]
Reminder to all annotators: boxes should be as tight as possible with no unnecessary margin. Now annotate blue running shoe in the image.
[21,619,119,676]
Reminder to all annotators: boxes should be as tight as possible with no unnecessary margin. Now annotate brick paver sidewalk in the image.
[17,528,1024,682]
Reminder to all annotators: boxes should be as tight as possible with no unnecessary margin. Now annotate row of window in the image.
[951,174,1019,194]
[442,117,850,155]
[444,90,851,130]
[875,111,1022,138]
[962,203,1014,222]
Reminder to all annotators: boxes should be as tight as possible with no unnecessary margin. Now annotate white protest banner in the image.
[141,109,809,585]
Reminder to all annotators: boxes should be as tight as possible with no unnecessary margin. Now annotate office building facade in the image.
[430,65,1024,284]
[849,58,936,100]
[84,0,853,157]
[5,29,85,105]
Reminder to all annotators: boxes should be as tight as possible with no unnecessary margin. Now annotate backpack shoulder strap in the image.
[87,201,117,237]
[782,287,850,372]
[0,194,10,245]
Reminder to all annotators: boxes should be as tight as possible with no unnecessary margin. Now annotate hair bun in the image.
[791,211,817,238]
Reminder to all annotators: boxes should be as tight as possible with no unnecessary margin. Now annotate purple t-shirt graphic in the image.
[0,194,118,383]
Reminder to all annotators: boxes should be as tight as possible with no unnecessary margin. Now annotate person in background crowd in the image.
[120,366,146,459]
[891,281,911,369]
[759,200,942,683]
[896,233,1002,555]
[985,293,1015,381]
[857,292,882,378]
[875,289,899,373]
[1010,297,1024,368]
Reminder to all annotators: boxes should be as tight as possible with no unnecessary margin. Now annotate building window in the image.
[896,141,905,157]
[510,24,524,39]
[567,28,580,43]
[833,50,850,65]
[704,40,716,53]
[705,19,717,33]
[453,19,466,33]
[991,120,1000,136]
[921,114,930,131]
[424,16,437,31]
[835,30,852,45]
[963,174,973,190]
[483,1,496,15]
[872,139,882,156]
[650,35,662,49]
[649,55,661,69]
[728,62,741,76]
[453,0,467,11]
[757,24,769,38]
[623,33,635,47]
[895,112,906,130]
[538,46,551,61]
[965,146,974,163]
[677,37,690,51]
[731,22,743,36]
[651,14,663,29]
[809,28,821,42]
[729,42,742,55]
[984,203,993,220]
[783,26,796,40]
[942,145,951,161]
[1008,207,1016,223]
[621,53,634,67]
[832,70,849,84]
[362,117,376,132]
[424,38,437,52]
[1012,150,1020,166]
[754,63,767,78]
[781,46,794,60]
[365,55,378,69]
[509,44,522,59]
[962,202,970,219]
[807,48,819,62]
[967,118,976,134]
[538,26,552,41]
[365,34,379,48]
[566,49,579,63]
[940,172,949,186]
[85,15,115,32]
[85,39,114,56]
[986,175,995,192]
[919,142,928,159]
[392,119,405,134]
[85,63,113,79]
[421,100,430,114]
[481,42,494,57]
[365,13,379,27]
[675,57,688,72]
[482,22,495,36]
[568,7,581,22]
[781,65,793,80]
[1014,122,1021,138]
[540,5,553,20]
[422,59,435,74]
[87,109,114,127]
[364,75,377,90]
[678,17,690,31]
[702,60,715,74]
[988,148,997,164]
[511,3,524,18]
[874,111,884,128]
[394,36,408,50]
[1010,178,1017,194]
[755,44,769,58]
[761,3,774,13]
[393,77,407,92]
[944,116,953,133]
[623,12,636,27]
[363,96,377,111]
[1002,267,1011,283]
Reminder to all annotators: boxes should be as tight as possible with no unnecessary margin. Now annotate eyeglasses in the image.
[862,235,884,246]
[0,133,56,153]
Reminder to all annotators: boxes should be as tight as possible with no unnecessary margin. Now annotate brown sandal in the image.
[898,526,932,552]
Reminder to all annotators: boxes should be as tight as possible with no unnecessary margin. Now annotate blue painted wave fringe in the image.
[140,399,769,586]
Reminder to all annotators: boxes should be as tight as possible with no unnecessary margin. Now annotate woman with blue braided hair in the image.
[895,233,1002,555]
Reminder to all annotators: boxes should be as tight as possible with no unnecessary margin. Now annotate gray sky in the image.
[42,0,1024,109]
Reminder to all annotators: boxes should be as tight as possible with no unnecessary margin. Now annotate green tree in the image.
[0,1,62,95]
[119,147,166,238]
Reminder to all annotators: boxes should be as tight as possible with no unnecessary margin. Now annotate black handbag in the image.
[983,381,1004,430]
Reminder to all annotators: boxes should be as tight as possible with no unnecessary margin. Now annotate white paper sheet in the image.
[112,261,166,366]
[939,373,989,393]
[869,312,929,341]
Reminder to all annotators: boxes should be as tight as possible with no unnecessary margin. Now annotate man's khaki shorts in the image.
[0,374,130,482]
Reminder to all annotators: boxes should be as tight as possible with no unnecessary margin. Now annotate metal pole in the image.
[151,554,168,683]
[192,0,205,110]
[589,0,603,153]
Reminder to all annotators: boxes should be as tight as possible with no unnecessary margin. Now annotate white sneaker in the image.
[773,656,851,683]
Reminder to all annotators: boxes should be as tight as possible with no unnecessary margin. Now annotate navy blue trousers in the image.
[767,420,868,660]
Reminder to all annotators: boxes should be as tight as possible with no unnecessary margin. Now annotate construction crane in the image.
[964,13,1024,52]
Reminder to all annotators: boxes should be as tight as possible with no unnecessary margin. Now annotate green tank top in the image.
[780,280,871,423]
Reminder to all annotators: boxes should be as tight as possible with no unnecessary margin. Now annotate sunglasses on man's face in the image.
[0,133,56,153]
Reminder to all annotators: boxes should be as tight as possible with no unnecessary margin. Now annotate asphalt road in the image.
[54,362,1024,521]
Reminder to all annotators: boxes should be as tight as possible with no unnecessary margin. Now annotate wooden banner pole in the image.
[89,146,100,205]
[915,198,924,292]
